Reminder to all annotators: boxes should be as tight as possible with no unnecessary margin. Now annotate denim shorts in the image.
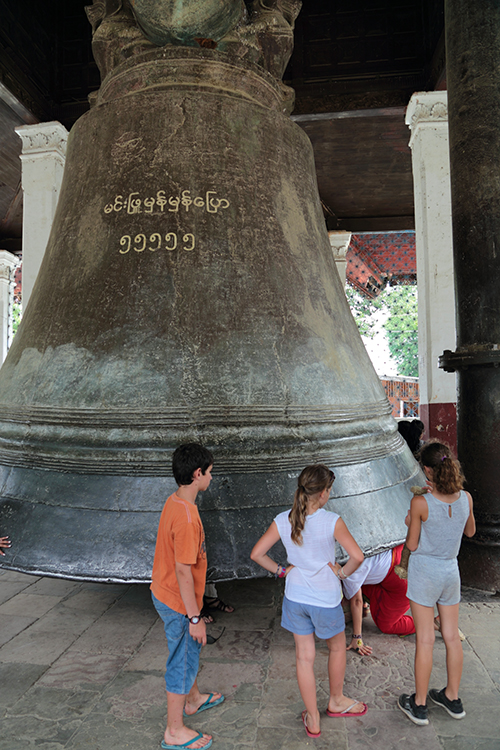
[281,596,345,639]
[152,592,202,695]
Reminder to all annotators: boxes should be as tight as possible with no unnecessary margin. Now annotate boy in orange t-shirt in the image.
[151,443,223,750]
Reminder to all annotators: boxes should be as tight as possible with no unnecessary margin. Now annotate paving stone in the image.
[346,706,443,750]
[341,644,415,711]
[203,628,272,662]
[193,700,260,744]
[197,660,265,699]
[7,684,101,721]
[0,613,37,647]
[89,668,166,717]
[60,588,124,615]
[213,605,277,632]
[38,651,131,689]
[106,674,167,721]
[217,577,282,609]
[79,581,130,596]
[0,580,35,605]
[67,601,157,655]
[468,635,500,674]
[59,709,164,750]
[263,677,303,706]
[25,577,80,596]
[123,618,168,672]
[0,592,62,617]
[0,662,47,714]
[0,715,82,750]
[272,624,296,646]
[259,701,319,730]
[268,644,297,679]
[0,607,98,664]
[115,582,152,606]
[0,570,39,584]
[440,739,500,750]
[255,723,348,750]
[429,686,500,739]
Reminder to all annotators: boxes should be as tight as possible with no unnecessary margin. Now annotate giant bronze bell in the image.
[0,0,423,582]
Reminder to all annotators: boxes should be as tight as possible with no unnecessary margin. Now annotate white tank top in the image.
[274,507,342,608]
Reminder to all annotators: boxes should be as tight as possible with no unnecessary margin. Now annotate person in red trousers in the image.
[342,544,415,656]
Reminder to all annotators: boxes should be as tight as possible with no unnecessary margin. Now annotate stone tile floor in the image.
[1,569,499,750]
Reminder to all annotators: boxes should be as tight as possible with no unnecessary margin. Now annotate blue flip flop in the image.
[183,693,225,717]
[161,733,212,749]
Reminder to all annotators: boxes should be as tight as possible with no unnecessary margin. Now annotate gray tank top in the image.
[413,490,469,560]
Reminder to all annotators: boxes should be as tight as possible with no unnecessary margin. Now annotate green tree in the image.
[12,301,22,338]
[382,285,418,377]
[344,284,382,338]
[346,282,418,377]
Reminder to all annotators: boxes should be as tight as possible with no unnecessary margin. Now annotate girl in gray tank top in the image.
[398,441,476,728]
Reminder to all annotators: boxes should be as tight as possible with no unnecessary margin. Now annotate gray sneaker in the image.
[429,688,466,719]
[398,693,429,725]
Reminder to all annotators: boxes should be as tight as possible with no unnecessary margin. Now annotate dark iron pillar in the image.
[440,0,500,589]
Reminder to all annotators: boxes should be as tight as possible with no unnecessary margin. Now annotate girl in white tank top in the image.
[251,464,367,739]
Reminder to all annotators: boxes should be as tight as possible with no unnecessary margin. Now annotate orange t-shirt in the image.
[150,493,207,614]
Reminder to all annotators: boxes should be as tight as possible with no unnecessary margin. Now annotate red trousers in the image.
[362,544,415,636]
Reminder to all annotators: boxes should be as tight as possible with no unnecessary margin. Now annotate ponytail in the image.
[289,464,335,545]
[418,440,465,494]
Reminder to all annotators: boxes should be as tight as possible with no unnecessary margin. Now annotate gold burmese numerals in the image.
[103,188,230,256]
[119,232,195,254]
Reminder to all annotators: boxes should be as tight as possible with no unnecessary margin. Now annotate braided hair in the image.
[289,464,335,545]
[418,440,465,495]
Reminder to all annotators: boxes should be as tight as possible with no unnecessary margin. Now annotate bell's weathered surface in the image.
[131,0,245,46]
[0,1,422,582]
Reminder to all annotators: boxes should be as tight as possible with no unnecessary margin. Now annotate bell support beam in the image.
[441,0,500,590]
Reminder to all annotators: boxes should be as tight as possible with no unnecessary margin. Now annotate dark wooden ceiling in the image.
[0,0,445,254]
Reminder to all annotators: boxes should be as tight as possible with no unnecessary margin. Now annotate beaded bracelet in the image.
[275,564,286,578]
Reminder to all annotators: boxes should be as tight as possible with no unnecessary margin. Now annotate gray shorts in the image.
[407,554,461,607]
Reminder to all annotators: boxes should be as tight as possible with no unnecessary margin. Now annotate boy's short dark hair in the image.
[172,443,214,486]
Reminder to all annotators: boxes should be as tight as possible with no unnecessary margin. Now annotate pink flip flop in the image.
[302,710,321,738]
[326,701,368,718]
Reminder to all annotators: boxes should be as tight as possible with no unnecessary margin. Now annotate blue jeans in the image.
[152,592,202,695]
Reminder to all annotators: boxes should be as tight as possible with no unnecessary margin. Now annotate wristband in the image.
[275,564,286,578]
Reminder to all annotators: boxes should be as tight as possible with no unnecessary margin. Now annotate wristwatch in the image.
[188,614,201,624]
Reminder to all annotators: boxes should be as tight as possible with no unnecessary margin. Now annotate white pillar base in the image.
[406,91,457,447]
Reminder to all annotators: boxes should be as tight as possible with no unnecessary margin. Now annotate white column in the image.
[328,231,351,285]
[406,91,457,447]
[0,250,20,362]
[15,122,68,309]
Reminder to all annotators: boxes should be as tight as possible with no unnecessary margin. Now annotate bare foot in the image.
[163,727,212,749]
[302,709,321,736]
[203,596,234,613]
[184,691,224,716]
[327,695,367,715]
